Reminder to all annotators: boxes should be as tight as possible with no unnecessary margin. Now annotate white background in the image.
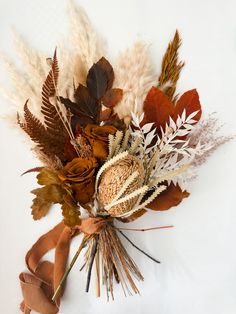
[0,0,236,313]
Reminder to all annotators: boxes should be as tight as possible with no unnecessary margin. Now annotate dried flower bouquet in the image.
[0,2,231,314]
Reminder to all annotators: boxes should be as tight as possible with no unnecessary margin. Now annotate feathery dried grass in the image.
[158,30,184,101]
[114,41,157,120]
[65,1,106,84]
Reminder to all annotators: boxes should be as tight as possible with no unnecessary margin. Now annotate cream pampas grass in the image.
[113,41,157,122]
[0,1,105,121]
[66,0,106,83]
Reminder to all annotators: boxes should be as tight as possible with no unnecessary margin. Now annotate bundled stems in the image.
[53,222,164,303]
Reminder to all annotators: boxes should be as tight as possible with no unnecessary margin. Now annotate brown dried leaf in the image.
[173,89,202,123]
[31,184,65,220]
[37,168,61,186]
[31,198,51,220]
[74,84,100,123]
[142,87,174,130]
[86,57,114,99]
[61,194,81,227]
[147,182,189,211]
[102,88,123,108]
[100,108,112,121]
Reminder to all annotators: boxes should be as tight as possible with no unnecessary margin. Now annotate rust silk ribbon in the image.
[19,218,110,314]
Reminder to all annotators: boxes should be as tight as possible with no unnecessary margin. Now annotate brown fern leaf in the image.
[18,101,66,163]
[158,30,185,102]
[41,49,68,162]
[18,100,47,146]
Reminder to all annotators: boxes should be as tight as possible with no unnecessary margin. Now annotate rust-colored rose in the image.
[58,157,98,204]
[84,124,117,160]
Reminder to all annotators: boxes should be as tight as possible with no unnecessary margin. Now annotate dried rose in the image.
[58,157,98,204]
[84,124,117,160]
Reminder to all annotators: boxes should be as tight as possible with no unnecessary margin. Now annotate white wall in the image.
[0,0,236,313]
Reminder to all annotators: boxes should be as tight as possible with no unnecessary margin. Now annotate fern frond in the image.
[40,50,68,161]
[18,100,47,143]
[18,101,65,162]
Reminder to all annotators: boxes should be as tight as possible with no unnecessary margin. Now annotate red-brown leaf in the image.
[173,89,202,122]
[147,182,190,211]
[102,88,123,108]
[86,57,114,99]
[96,57,115,90]
[143,87,175,129]
[100,108,112,121]
[64,137,78,161]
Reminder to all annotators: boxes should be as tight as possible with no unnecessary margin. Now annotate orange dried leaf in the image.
[173,89,202,122]
[100,108,112,121]
[37,168,61,186]
[147,183,190,211]
[31,198,52,220]
[143,87,174,129]
[102,88,123,108]
[31,184,65,220]
[61,194,81,227]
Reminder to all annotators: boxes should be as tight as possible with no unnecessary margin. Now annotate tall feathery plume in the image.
[114,41,157,123]
[66,0,106,86]
[158,30,184,102]
[0,54,38,117]
[0,32,49,120]
[12,30,48,80]
[12,30,49,119]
